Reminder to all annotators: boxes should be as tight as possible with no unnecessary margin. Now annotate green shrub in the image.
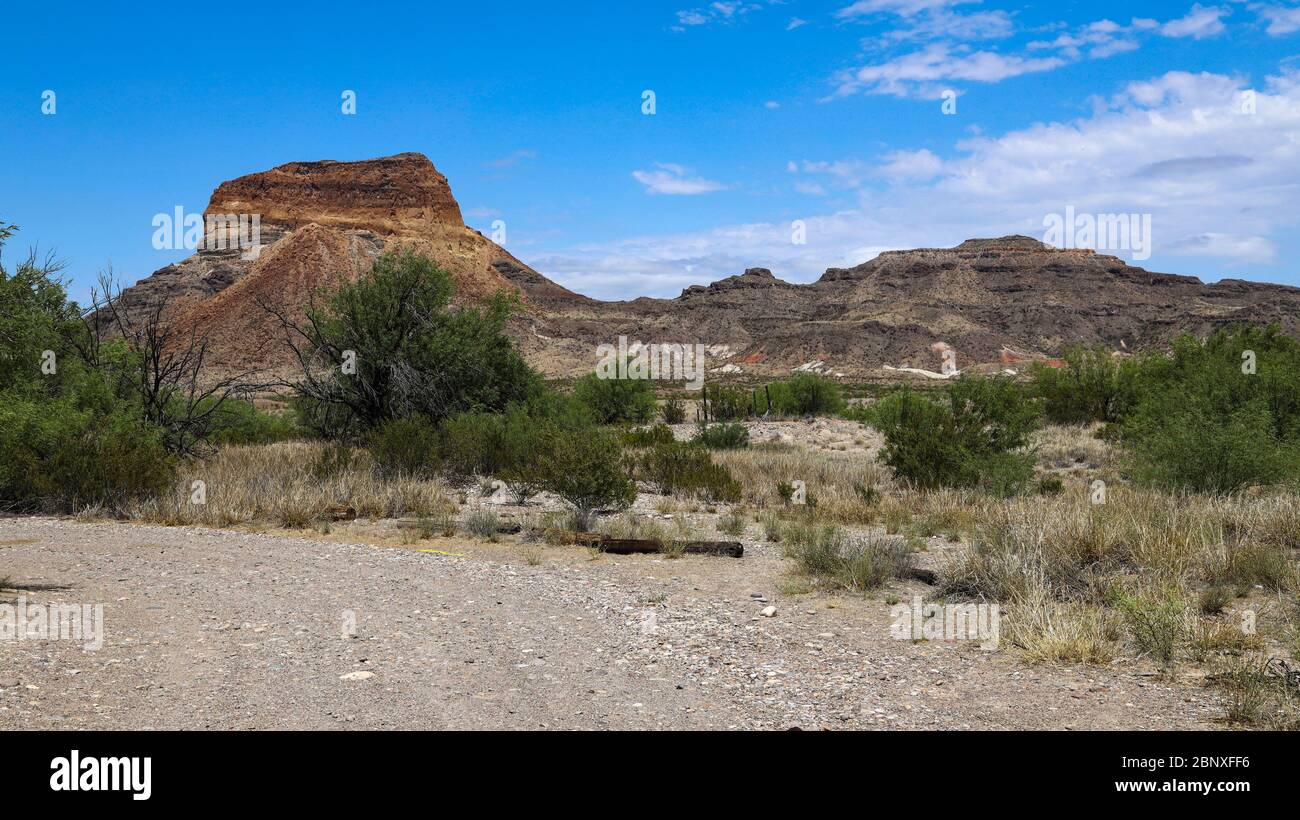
[691,422,749,450]
[621,424,677,448]
[209,400,302,446]
[572,371,656,424]
[0,397,175,512]
[1124,399,1297,494]
[660,396,686,424]
[310,442,357,480]
[1107,584,1189,670]
[288,250,542,436]
[768,374,844,417]
[1036,475,1065,496]
[1118,326,1300,493]
[718,509,747,537]
[1028,347,1142,425]
[495,411,554,505]
[437,412,508,479]
[639,441,741,502]
[369,414,442,478]
[464,507,500,540]
[870,375,1039,494]
[540,427,636,530]
[702,384,753,421]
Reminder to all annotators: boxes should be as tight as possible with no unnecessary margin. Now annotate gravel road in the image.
[0,516,1224,730]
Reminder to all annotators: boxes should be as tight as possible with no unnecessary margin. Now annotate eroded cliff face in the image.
[111,153,585,375]
[111,154,1300,381]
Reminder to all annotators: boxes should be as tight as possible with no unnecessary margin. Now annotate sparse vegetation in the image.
[691,422,749,449]
[639,440,742,502]
[869,375,1040,495]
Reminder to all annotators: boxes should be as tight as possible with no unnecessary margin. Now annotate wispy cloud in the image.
[831,43,1065,98]
[1254,3,1300,35]
[834,0,977,19]
[486,149,537,168]
[1159,4,1231,39]
[632,163,727,195]
[672,1,766,30]
[832,4,1242,99]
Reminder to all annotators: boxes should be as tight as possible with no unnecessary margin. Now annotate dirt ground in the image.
[0,514,1224,730]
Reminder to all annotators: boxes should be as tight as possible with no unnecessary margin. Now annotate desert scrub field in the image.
[118,442,457,530]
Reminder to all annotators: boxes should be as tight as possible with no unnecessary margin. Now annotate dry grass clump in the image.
[714,448,890,513]
[940,486,1299,603]
[1031,424,1113,470]
[1004,586,1121,666]
[125,442,456,529]
[1209,655,1300,728]
[936,483,1300,678]
[778,518,913,592]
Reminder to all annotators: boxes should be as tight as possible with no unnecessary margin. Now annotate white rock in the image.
[339,671,374,681]
[760,606,777,618]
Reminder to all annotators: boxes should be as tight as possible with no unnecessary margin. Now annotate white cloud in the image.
[1159,4,1230,38]
[764,100,781,108]
[831,43,1066,98]
[540,69,1300,298]
[790,158,874,187]
[880,8,1013,43]
[787,17,808,30]
[834,5,1248,100]
[876,148,944,181]
[672,1,765,29]
[632,163,727,195]
[835,0,975,18]
[1256,3,1300,35]
[1167,233,1277,262]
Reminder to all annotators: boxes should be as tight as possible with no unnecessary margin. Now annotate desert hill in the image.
[111,153,1300,380]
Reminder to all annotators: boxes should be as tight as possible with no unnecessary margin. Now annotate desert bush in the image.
[702,384,753,421]
[208,399,303,446]
[621,424,677,448]
[870,375,1039,494]
[639,440,741,503]
[1005,585,1120,665]
[571,371,656,424]
[1106,583,1190,670]
[718,509,747,537]
[310,441,357,480]
[369,414,442,478]
[540,427,636,530]
[781,522,911,591]
[464,507,500,540]
[660,396,686,424]
[1028,346,1142,424]
[1198,585,1233,615]
[1036,475,1064,496]
[1210,655,1300,728]
[768,373,844,417]
[1119,326,1300,493]
[0,394,175,512]
[691,422,749,450]
[280,250,541,436]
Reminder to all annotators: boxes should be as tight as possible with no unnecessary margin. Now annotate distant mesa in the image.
[112,153,1300,380]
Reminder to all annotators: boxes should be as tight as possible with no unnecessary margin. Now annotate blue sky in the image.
[3,0,1300,303]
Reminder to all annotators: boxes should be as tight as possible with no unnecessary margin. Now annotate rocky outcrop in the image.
[110,154,1300,381]
[111,153,585,375]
